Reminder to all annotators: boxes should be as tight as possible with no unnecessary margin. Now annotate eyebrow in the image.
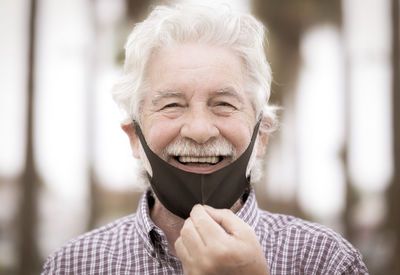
[151,87,245,106]
[151,90,184,106]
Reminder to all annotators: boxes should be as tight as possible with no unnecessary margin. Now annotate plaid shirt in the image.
[42,187,368,274]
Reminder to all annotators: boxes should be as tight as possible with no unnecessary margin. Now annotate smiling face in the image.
[124,43,267,174]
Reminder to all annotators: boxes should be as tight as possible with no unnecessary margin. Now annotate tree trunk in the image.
[86,0,100,231]
[126,0,158,22]
[17,0,40,273]
[341,16,357,243]
[388,0,400,273]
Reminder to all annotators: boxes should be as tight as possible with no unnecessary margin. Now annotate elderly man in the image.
[42,2,368,274]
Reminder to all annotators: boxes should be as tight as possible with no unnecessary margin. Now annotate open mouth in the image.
[175,156,224,166]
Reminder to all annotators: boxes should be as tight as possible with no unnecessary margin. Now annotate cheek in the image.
[145,121,182,153]
[219,123,253,154]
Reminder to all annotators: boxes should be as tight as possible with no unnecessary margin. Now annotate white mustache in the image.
[162,137,237,160]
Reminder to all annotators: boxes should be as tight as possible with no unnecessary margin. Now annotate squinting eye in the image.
[212,101,237,115]
[163,103,182,109]
[216,102,235,108]
[218,102,232,106]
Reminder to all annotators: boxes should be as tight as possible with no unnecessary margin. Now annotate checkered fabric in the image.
[42,187,368,274]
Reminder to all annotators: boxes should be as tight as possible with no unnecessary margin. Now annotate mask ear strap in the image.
[132,120,146,148]
[257,111,263,123]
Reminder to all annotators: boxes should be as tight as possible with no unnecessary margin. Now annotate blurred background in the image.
[0,0,399,274]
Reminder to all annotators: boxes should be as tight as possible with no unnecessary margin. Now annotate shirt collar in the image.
[236,185,260,231]
[135,190,157,254]
[135,186,260,254]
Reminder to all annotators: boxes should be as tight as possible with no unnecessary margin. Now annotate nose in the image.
[180,109,219,144]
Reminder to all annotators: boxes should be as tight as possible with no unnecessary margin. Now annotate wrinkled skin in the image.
[122,43,270,274]
[175,205,269,275]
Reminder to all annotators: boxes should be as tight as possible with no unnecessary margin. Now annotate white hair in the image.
[112,2,277,133]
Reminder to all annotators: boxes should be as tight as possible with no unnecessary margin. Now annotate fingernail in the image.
[192,204,201,210]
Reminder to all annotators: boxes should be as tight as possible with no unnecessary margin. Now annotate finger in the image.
[180,218,206,253]
[190,204,227,245]
[203,205,248,236]
[175,236,191,262]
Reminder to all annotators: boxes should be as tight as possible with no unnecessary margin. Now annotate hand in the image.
[175,204,269,275]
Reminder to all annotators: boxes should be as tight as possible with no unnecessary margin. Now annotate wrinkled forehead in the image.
[142,43,254,104]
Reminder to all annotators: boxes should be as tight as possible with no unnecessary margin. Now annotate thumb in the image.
[203,205,246,236]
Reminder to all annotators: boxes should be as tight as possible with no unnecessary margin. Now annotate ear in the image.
[256,131,269,157]
[121,123,140,159]
[256,115,270,157]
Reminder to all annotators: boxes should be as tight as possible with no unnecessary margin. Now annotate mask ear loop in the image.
[257,111,264,124]
[246,112,263,183]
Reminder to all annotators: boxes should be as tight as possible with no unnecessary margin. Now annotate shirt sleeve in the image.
[342,252,369,275]
[41,254,56,275]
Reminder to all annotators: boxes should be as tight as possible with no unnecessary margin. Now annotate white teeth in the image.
[178,156,219,164]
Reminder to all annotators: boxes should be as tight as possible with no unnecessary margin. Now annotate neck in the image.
[150,196,184,256]
[149,192,245,256]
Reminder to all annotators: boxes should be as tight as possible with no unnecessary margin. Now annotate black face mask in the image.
[134,120,261,219]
